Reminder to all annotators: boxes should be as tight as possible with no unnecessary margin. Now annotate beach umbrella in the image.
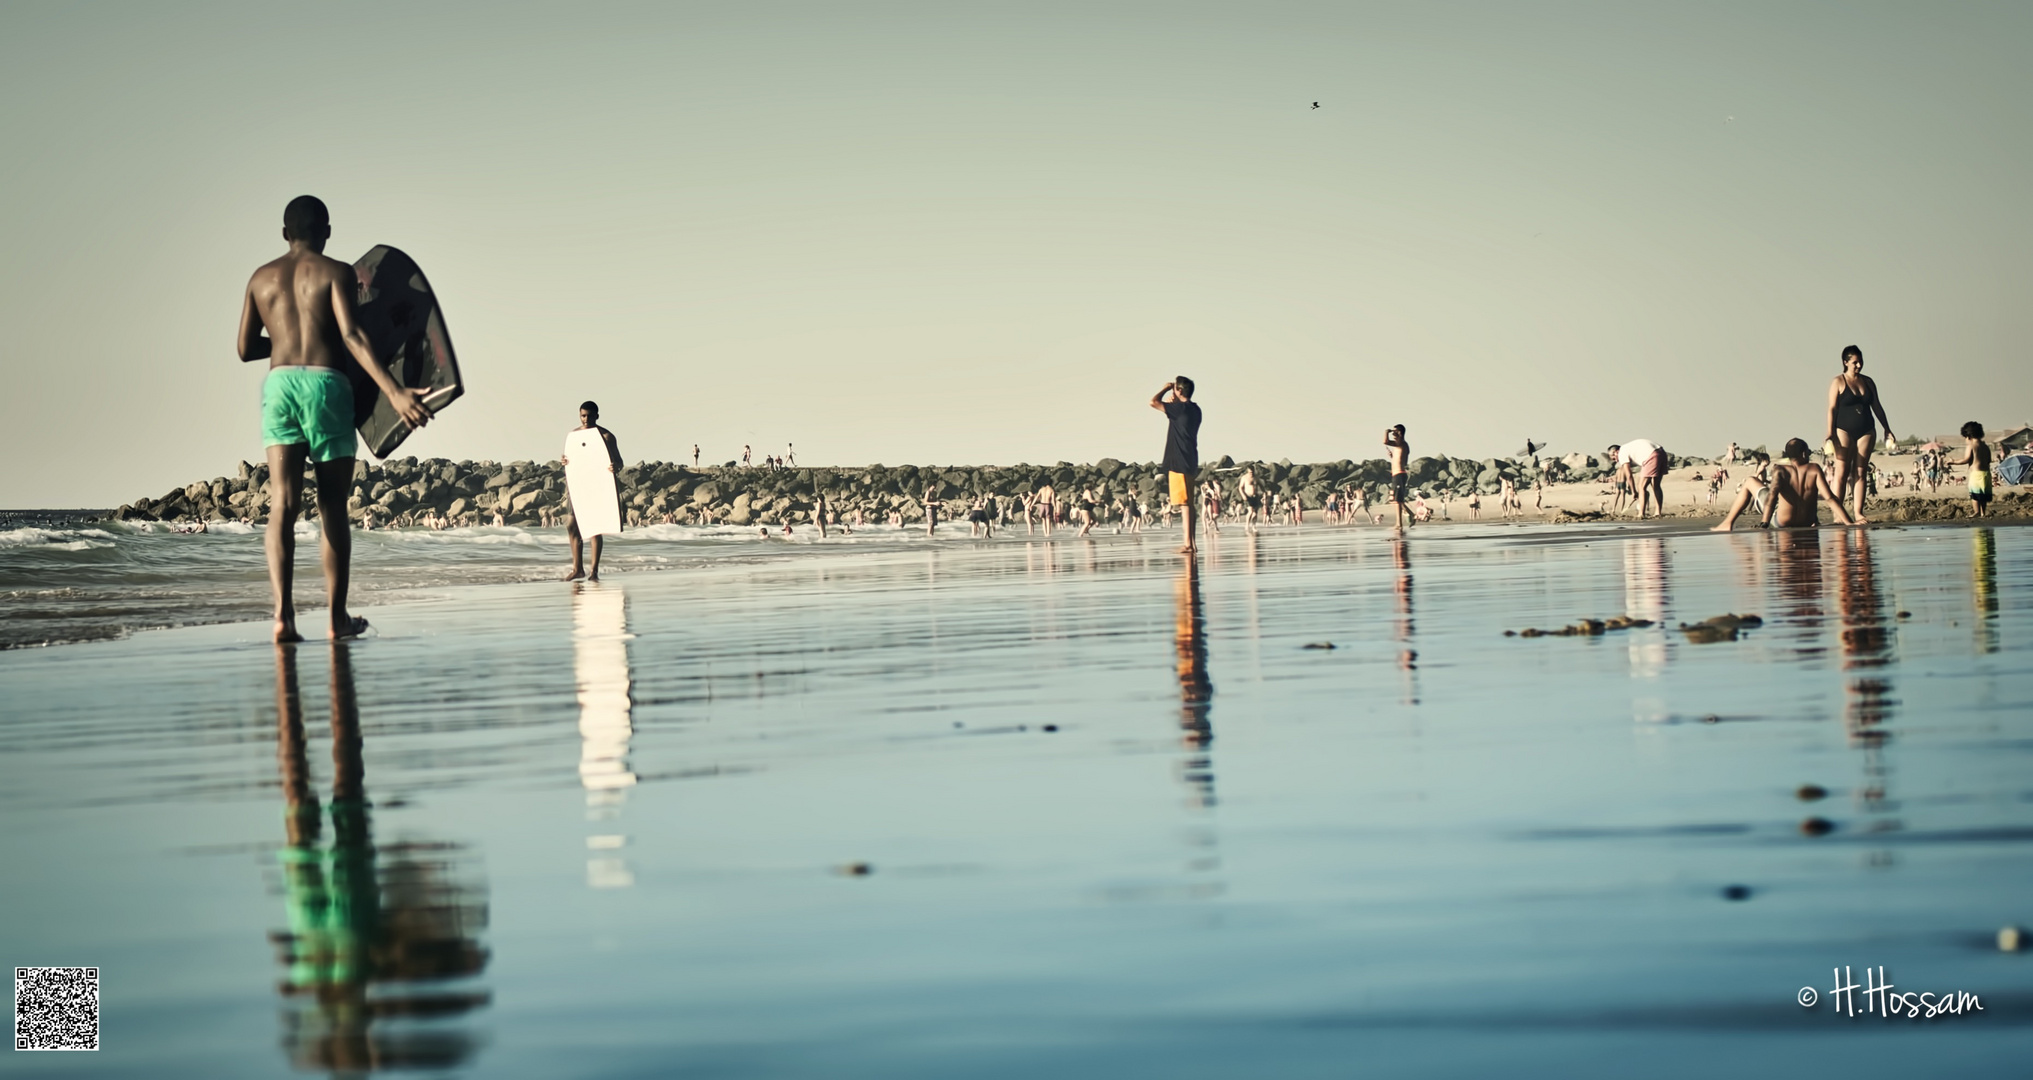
[2001,454,2033,486]
[1918,441,1945,451]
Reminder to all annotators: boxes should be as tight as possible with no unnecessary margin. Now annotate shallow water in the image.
[2,523,2030,1077]
[0,512,959,649]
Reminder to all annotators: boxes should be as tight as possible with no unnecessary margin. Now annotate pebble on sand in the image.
[1796,784,1828,801]
[1721,885,1752,901]
[2000,926,2025,952]
[835,862,873,877]
[1799,817,1836,837]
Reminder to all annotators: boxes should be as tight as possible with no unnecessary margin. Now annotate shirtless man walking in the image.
[563,401,623,581]
[1710,438,1863,531]
[1385,425,1411,528]
[1237,466,1262,533]
[237,196,431,642]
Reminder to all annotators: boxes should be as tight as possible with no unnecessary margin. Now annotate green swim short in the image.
[262,367,357,462]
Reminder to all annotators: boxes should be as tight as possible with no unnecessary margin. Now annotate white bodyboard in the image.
[564,429,623,537]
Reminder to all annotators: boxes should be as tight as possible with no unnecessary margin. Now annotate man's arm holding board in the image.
[328,270,431,429]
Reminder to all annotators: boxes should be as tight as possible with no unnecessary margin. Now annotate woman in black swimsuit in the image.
[1824,345,1893,523]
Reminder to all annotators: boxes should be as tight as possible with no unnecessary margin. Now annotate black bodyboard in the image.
[345,245,462,459]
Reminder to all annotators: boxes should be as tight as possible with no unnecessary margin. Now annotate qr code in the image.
[15,967,99,1051]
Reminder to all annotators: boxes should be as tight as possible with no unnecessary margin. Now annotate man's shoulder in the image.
[247,256,288,286]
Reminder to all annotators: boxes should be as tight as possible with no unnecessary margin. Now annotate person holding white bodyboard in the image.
[562,401,623,581]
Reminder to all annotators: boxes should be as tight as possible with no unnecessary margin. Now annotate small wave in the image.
[0,527,119,550]
[370,526,550,547]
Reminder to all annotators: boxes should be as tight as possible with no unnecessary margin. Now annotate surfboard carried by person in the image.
[237,195,430,643]
[563,401,624,581]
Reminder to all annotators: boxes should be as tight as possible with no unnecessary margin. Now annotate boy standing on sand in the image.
[563,401,623,581]
[1385,425,1411,528]
[1150,377,1203,555]
[1951,422,1993,517]
[237,195,431,643]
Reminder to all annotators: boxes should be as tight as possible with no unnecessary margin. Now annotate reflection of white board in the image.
[564,429,623,537]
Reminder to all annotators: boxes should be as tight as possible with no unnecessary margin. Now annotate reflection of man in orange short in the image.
[1173,564,1215,807]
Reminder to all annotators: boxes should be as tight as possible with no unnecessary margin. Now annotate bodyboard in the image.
[347,245,462,458]
[565,429,624,537]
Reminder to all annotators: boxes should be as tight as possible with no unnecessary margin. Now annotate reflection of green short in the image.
[262,367,356,462]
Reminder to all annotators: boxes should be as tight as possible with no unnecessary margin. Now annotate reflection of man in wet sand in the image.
[238,196,432,642]
[271,644,489,1071]
[1173,563,1214,805]
[1711,438,1863,531]
[562,402,623,581]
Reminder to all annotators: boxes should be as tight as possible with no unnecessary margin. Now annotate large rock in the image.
[728,492,754,525]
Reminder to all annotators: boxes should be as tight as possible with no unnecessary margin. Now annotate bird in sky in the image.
[1311,102,1320,109]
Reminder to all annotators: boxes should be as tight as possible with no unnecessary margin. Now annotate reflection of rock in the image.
[1676,613,1763,643]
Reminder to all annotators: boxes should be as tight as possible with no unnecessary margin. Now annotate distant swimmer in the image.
[237,195,432,643]
[562,401,623,581]
[1711,439,1861,531]
[1149,376,1204,556]
[1825,345,1893,523]
[1384,425,1411,529]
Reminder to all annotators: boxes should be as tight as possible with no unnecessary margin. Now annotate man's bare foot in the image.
[586,570,600,582]
[563,568,586,581]
[1178,546,1196,556]
[274,621,303,644]
[1708,522,1733,532]
[332,615,370,641]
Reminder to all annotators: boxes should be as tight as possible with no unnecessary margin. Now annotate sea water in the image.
[1,522,2028,1077]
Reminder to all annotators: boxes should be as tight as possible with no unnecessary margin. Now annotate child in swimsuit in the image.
[1954,421,1993,516]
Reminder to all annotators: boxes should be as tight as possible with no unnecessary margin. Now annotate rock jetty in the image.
[111,451,1618,527]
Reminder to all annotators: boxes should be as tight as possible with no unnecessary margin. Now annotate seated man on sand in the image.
[1711,440,1864,531]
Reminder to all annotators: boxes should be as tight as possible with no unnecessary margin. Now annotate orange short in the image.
[1168,471,1191,506]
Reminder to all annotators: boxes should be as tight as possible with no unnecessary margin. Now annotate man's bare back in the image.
[239,196,428,643]
[1767,461,1839,528]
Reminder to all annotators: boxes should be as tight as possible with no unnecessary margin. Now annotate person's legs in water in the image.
[1709,476,1767,531]
[266,442,307,643]
[1843,431,1875,520]
[564,509,605,581]
[1170,471,1197,554]
[312,455,367,638]
[565,513,586,581]
[1829,430,1870,519]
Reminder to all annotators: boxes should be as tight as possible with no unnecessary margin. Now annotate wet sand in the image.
[3,523,2030,1077]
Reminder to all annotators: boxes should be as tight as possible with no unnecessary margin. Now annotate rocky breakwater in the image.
[110,451,1622,528]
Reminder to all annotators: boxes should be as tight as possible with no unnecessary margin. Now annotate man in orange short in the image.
[1149,376,1203,555]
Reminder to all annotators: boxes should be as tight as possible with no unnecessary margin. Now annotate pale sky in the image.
[3,2,2029,507]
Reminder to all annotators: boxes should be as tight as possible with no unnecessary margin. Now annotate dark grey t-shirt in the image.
[1162,400,1202,474]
